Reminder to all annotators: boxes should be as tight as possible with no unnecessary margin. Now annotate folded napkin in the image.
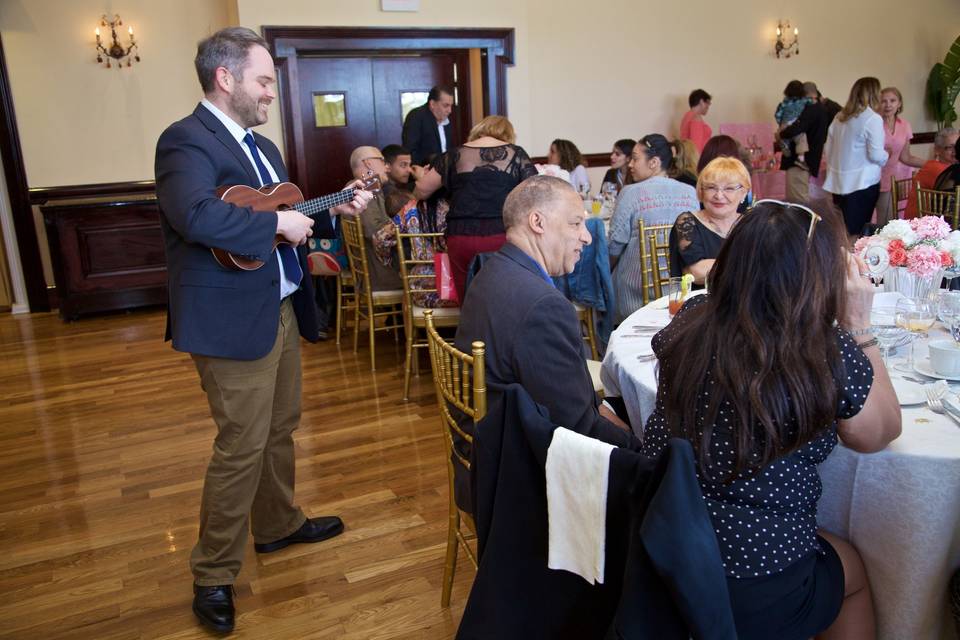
[546,427,615,584]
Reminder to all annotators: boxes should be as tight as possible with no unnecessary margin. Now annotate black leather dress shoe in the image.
[254,516,344,553]
[192,584,235,633]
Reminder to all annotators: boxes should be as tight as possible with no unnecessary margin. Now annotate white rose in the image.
[879,219,918,245]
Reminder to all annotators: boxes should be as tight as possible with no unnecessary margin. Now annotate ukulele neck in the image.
[293,188,355,218]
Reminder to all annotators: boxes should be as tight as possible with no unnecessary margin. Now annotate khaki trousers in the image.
[189,297,306,586]
[785,166,810,205]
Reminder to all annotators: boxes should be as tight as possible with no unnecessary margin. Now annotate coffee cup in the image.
[928,339,960,376]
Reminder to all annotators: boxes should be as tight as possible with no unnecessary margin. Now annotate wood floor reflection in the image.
[0,308,470,639]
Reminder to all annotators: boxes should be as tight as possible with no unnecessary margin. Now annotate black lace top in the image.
[668,211,727,280]
[434,144,538,236]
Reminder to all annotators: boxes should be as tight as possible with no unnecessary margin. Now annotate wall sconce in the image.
[775,21,799,58]
[95,14,140,69]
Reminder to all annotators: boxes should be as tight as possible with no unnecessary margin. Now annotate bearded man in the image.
[154,27,372,634]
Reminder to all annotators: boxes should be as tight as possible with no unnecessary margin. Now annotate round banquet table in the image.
[601,294,960,640]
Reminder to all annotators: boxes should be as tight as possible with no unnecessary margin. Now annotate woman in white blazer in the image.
[822,77,889,239]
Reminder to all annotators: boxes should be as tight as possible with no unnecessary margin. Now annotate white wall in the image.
[1,0,958,187]
[0,0,234,187]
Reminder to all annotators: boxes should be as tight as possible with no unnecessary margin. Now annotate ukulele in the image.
[211,175,380,271]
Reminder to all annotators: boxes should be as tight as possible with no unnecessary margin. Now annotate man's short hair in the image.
[688,89,712,108]
[349,146,383,172]
[428,85,454,102]
[802,81,819,96]
[935,127,959,149]
[382,144,411,164]
[502,175,576,230]
[195,27,269,94]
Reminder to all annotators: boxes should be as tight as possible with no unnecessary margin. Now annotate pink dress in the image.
[680,110,713,152]
[880,117,914,192]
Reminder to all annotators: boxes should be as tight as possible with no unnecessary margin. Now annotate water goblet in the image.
[894,297,937,372]
[870,306,907,367]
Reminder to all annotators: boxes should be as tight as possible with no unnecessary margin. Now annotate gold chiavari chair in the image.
[306,250,356,345]
[395,227,460,401]
[340,215,404,370]
[891,176,914,221]
[425,309,484,607]
[917,186,960,229]
[334,270,356,345]
[573,303,600,361]
[638,220,673,304]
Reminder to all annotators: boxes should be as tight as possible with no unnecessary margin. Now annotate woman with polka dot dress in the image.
[641,200,901,640]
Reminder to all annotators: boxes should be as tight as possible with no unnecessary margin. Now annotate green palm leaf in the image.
[926,35,960,126]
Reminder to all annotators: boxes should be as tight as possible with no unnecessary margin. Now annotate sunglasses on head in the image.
[751,198,822,242]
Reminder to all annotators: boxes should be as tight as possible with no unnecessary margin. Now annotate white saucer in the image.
[913,360,960,382]
[891,379,926,406]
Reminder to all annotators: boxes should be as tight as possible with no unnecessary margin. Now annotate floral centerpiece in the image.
[855,216,960,298]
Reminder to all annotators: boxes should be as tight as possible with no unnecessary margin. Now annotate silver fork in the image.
[924,381,949,412]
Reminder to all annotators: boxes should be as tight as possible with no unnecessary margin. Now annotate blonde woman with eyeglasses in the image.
[668,157,750,286]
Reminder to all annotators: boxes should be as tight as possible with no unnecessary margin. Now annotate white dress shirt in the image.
[822,107,889,195]
[201,99,299,299]
[438,117,449,153]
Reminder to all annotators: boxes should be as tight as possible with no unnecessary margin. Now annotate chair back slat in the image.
[891,177,914,219]
[340,215,373,303]
[425,310,485,472]
[638,220,674,303]
[917,186,960,229]
[395,228,445,308]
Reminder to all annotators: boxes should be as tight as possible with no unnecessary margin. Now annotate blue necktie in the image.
[242,132,302,288]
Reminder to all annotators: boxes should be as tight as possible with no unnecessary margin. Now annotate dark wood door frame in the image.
[0,34,49,312]
[262,27,515,189]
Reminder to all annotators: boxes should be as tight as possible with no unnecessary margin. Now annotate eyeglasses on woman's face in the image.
[703,184,744,199]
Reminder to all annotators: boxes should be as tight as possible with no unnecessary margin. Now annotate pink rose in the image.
[942,251,954,268]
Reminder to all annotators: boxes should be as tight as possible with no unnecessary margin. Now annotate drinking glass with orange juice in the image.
[667,275,695,316]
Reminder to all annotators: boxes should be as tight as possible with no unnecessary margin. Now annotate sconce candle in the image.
[774,20,800,58]
[95,14,140,69]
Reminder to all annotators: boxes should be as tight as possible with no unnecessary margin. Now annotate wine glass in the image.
[895,297,937,372]
[939,291,960,343]
[870,306,908,367]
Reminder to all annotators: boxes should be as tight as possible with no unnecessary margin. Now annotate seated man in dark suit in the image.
[454,176,636,489]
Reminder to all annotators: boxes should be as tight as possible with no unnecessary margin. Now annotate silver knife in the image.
[940,395,960,428]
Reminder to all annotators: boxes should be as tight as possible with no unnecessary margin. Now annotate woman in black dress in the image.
[668,157,750,286]
[646,201,901,640]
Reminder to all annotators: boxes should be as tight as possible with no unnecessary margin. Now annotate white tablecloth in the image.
[602,296,960,640]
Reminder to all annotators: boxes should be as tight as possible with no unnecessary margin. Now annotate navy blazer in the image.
[155,104,334,360]
[401,103,453,166]
[455,242,633,447]
[459,384,736,639]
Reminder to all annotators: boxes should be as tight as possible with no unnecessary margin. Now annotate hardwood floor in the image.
[0,308,471,639]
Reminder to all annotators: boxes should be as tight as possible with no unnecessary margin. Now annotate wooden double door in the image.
[291,51,471,198]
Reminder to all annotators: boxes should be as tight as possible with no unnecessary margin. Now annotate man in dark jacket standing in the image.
[778,91,830,205]
[401,85,455,166]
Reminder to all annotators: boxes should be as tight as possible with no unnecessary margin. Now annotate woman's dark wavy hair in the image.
[551,139,585,172]
[696,135,742,173]
[613,138,636,157]
[658,201,849,481]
